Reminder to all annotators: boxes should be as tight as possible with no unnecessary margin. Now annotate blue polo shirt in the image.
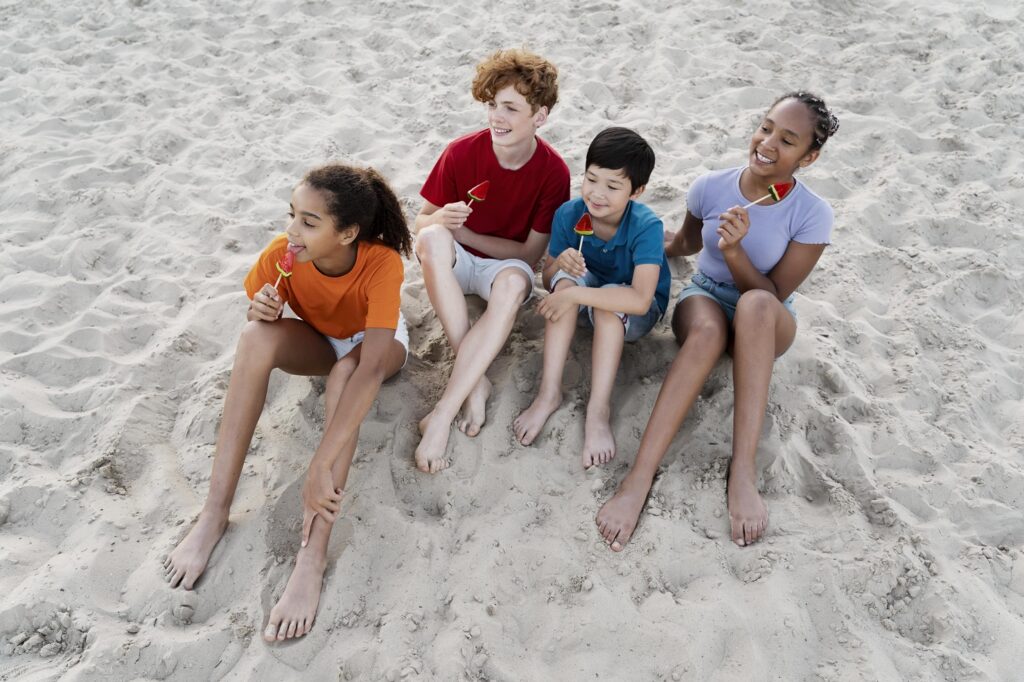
[548,198,671,313]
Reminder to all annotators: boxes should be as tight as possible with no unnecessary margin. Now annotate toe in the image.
[263,623,278,642]
[286,619,298,639]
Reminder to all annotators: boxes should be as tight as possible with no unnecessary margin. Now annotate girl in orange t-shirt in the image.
[163,164,412,643]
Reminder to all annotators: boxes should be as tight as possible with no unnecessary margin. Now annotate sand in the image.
[1,0,1023,679]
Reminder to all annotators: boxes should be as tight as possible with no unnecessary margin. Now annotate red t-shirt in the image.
[420,129,570,258]
[244,234,403,340]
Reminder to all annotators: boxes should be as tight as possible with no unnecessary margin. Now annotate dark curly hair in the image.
[302,164,412,257]
[771,91,840,150]
[471,49,559,113]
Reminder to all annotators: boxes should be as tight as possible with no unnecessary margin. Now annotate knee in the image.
[415,226,453,265]
[325,356,357,395]
[592,308,623,329]
[676,313,727,348]
[236,321,278,368]
[735,289,778,324]
[490,270,531,306]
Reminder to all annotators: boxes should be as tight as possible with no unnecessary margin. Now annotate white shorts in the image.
[327,313,410,364]
[452,241,535,302]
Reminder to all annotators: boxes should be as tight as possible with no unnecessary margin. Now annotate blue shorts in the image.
[676,272,795,323]
[550,270,663,342]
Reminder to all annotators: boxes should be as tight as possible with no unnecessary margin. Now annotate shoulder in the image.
[361,241,405,276]
[442,129,491,157]
[553,198,584,225]
[627,201,662,227]
[534,136,570,176]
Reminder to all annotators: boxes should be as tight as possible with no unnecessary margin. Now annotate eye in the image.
[304,220,314,227]
[287,211,295,218]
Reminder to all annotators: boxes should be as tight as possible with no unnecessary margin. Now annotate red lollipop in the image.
[742,181,794,209]
[573,213,593,251]
[273,250,295,290]
[467,181,490,205]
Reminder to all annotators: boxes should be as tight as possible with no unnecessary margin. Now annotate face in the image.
[581,165,643,227]
[285,183,355,264]
[748,98,820,180]
[486,84,548,150]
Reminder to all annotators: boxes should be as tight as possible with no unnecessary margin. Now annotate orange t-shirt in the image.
[244,234,404,340]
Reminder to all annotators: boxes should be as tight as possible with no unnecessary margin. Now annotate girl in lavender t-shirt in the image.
[596,91,840,551]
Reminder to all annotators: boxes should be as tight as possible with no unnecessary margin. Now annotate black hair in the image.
[584,127,655,192]
[302,164,412,257]
[772,91,840,150]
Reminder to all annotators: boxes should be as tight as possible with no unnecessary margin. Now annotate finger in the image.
[301,509,315,547]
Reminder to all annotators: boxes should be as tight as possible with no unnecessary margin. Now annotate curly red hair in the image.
[471,49,559,113]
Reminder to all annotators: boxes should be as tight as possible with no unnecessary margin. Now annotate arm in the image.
[453,227,551,269]
[664,210,704,257]
[300,327,394,541]
[538,264,660,321]
[717,206,826,299]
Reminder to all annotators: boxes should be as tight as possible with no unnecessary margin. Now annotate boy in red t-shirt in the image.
[414,48,570,473]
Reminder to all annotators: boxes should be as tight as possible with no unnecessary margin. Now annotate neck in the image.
[740,167,794,204]
[492,135,537,171]
[314,243,358,277]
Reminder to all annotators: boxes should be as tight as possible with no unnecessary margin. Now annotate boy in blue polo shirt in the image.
[513,127,670,468]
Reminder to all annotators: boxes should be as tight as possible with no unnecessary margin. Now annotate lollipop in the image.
[272,249,295,290]
[466,180,490,206]
[573,213,593,251]
[742,181,794,209]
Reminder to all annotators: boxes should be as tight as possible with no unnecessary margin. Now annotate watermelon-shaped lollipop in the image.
[574,213,594,251]
[273,250,295,290]
[467,180,490,205]
[742,181,794,209]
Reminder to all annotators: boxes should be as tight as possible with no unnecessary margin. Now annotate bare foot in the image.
[595,474,651,551]
[727,464,768,546]
[263,546,327,642]
[457,376,491,437]
[163,510,229,589]
[512,390,561,446]
[415,415,452,474]
[582,404,615,468]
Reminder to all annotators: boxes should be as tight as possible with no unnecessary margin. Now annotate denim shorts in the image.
[550,270,663,342]
[677,272,795,323]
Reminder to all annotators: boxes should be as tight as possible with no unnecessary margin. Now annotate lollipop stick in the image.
[577,235,585,251]
[741,193,772,210]
[273,273,283,290]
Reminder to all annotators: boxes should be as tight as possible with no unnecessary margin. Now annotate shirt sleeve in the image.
[363,252,404,330]
[685,172,709,220]
[529,160,571,235]
[243,236,291,304]
[629,209,666,266]
[791,198,834,245]
[547,201,575,257]
[419,141,459,209]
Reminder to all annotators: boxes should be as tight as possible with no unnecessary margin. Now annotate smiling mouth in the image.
[492,127,511,135]
[755,151,776,164]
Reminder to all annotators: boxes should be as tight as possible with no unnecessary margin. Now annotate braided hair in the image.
[772,91,840,150]
[303,164,413,257]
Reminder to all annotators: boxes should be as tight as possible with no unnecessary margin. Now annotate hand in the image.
[300,460,342,547]
[434,201,472,230]
[537,288,579,323]
[555,248,586,278]
[663,229,680,258]
[716,206,749,252]
[248,283,284,321]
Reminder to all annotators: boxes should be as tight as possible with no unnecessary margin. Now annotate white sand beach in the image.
[1,0,1022,679]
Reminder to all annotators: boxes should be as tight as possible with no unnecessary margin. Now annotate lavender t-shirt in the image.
[688,167,833,285]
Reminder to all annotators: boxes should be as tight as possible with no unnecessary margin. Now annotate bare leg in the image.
[513,279,579,446]
[415,226,490,439]
[727,290,795,546]
[264,341,405,640]
[596,297,728,551]
[416,268,530,472]
[165,320,336,589]
[582,309,625,468]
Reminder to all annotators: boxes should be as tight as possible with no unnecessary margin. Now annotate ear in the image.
[630,184,647,200]
[532,105,549,128]
[798,148,820,168]
[337,224,359,246]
